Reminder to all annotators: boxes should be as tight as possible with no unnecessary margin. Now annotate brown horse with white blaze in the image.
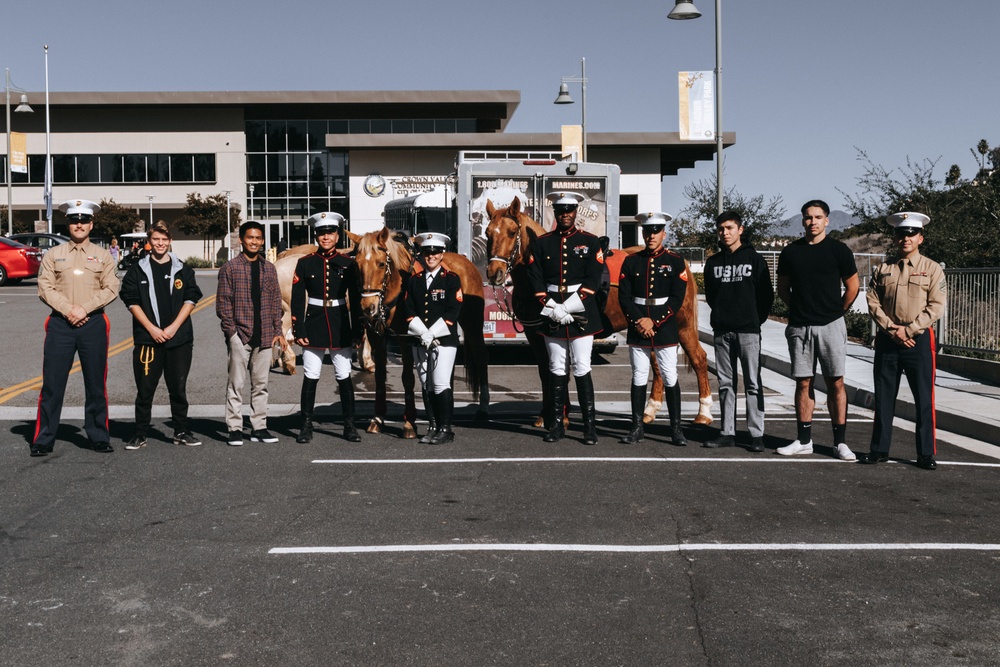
[484,198,713,425]
[355,227,490,438]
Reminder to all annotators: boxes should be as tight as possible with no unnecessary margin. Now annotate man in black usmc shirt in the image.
[703,211,773,451]
[291,212,363,443]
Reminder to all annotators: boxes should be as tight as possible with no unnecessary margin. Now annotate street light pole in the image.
[5,68,34,236]
[224,190,232,261]
[669,0,724,215]
[554,57,588,162]
[147,195,154,231]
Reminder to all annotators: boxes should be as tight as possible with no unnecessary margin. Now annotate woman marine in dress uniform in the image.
[290,212,363,443]
[525,191,606,445]
[403,233,463,444]
[618,212,689,445]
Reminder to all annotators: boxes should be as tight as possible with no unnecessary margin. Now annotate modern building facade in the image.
[2,90,729,260]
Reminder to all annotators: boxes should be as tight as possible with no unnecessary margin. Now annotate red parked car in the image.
[0,237,43,286]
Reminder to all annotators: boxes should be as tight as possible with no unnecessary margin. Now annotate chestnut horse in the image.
[355,227,490,438]
[484,198,713,425]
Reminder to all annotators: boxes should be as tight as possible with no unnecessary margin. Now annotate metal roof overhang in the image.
[325,131,734,176]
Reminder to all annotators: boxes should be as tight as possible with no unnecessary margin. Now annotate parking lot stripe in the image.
[311,457,1000,467]
[270,542,1000,555]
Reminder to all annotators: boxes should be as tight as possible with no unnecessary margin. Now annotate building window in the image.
[1,153,217,184]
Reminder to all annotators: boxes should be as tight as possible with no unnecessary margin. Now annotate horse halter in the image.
[360,246,396,335]
[488,213,526,331]
[487,213,523,285]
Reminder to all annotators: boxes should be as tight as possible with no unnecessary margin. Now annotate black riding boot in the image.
[620,383,646,444]
[543,375,569,443]
[667,383,687,446]
[338,378,361,442]
[429,389,455,444]
[296,377,319,443]
[576,373,598,445]
[420,389,438,444]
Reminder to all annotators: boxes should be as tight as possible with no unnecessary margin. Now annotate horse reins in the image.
[488,215,537,332]
[360,246,397,336]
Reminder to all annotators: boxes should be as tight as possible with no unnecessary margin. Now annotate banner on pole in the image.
[10,132,28,173]
[678,71,715,141]
[561,125,583,161]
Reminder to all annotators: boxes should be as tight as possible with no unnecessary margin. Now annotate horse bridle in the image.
[488,214,526,331]
[360,246,397,335]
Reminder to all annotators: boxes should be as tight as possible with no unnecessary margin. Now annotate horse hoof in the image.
[402,422,418,439]
[533,416,545,429]
[366,419,383,434]
[692,415,713,426]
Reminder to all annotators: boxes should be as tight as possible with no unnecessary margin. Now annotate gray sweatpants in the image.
[713,331,765,438]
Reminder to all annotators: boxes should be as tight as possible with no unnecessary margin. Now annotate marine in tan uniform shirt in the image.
[862,211,945,469]
[32,199,120,456]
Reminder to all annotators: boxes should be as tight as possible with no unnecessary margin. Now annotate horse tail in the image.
[459,294,488,401]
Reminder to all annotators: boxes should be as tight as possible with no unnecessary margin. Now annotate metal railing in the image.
[939,267,1000,355]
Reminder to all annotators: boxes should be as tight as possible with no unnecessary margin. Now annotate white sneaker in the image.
[776,440,813,456]
[836,443,857,462]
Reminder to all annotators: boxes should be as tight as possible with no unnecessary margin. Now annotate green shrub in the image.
[184,256,222,269]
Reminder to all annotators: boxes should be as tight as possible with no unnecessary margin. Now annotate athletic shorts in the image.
[785,318,847,379]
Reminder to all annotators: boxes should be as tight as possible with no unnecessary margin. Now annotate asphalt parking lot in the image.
[3,274,1000,666]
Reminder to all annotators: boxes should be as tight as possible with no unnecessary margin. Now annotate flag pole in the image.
[44,45,53,233]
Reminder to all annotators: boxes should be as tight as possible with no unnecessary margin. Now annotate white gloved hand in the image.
[420,331,436,348]
[540,298,557,319]
[550,303,568,322]
[560,312,575,325]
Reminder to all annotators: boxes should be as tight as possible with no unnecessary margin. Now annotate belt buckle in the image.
[558,286,568,294]
[325,299,336,307]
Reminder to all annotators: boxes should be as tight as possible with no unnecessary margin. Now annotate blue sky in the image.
[5,0,998,219]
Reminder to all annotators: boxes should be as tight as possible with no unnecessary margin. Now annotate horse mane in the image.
[356,227,414,273]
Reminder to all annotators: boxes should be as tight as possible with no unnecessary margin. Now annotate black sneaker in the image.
[93,441,114,453]
[227,430,245,446]
[173,431,203,447]
[124,435,147,451]
[249,429,278,443]
[749,437,765,453]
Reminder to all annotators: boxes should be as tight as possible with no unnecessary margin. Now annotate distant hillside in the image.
[773,210,860,236]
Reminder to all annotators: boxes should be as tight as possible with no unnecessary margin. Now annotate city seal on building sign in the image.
[364,173,386,198]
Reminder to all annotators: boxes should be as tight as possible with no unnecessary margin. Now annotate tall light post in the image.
[554,57,587,162]
[6,69,34,236]
[248,183,255,221]
[146,195,155,230]
[224,190,232,261]
[669,0,724,215]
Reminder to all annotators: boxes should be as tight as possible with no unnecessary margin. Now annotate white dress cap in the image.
[887,211,930,230]
[307,211,345,231]
[546,191,586,207]
[58,199,101,219]
[635,211,673,226]
[416,232,451,250]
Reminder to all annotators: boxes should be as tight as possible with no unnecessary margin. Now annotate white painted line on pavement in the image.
[270,542,1000,555]
[311,456,1000,467]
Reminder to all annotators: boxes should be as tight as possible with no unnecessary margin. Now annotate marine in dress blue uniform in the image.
[525,192,606,445]
[617,212,689,445]
[403,233,463,444]
[862,212,946,470]
[291,212,363,443]
[32,200,120,456]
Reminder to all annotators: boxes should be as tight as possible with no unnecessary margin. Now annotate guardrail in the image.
[939,267,1000,356]
[757,251,886,291]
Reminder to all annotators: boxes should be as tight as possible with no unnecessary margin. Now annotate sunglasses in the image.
[641,226,666,235]
[894,228,921,237]
[420,248,444,255]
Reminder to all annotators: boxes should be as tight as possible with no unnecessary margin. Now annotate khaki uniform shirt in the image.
[867,251,945,338]
[37,239,120,317]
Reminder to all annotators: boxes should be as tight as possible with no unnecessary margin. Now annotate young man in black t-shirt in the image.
[776,200,859,460]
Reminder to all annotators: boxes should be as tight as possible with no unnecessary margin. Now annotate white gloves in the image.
[428,318,451,339]
[563,292,585,314]
[551,303,569,323]
[542,297,578,325]
[420,331,436,347]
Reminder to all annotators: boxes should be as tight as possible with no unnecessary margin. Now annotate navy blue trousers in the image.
[33,313,111,449]
[870,328,936,457]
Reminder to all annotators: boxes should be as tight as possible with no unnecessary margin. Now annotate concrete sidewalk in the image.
[696,300,1000,450]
